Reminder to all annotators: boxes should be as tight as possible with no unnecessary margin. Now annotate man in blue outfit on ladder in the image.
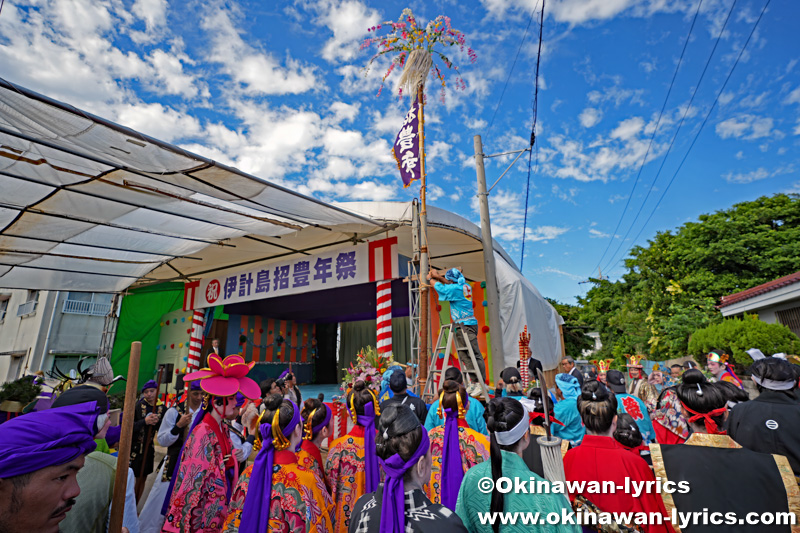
[428,268,487,395]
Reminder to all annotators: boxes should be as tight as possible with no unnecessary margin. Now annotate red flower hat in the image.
[184,353,260,399]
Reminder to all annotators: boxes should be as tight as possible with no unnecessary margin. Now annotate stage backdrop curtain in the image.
[339,317,410,377]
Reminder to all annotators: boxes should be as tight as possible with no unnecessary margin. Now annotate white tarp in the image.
[0,79,563,368]
[0,79,381,292]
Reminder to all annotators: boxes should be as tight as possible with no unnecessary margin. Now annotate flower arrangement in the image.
[341,346,395,393]
[361,8,476,101]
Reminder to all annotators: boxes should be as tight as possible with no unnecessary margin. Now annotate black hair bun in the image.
[581,380,608,401]
[353,380,367,392]
[681,369,707,386]
[265,393,284,411]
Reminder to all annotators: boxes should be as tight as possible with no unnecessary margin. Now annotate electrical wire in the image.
[488,0,541,132]
[590,0,704,277]
[520,0,545,269]
[603,0,772,275]
[601,0,739,275]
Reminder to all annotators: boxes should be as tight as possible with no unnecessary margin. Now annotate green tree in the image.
[579,193,800,360]
[688,314,800,365]
[546,298,594,358]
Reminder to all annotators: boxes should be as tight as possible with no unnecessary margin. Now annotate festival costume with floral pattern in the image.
[223,450,334,533]
[625,355,657,409]
[161,354,260,533]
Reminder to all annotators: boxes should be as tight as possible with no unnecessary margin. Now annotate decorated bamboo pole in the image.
[109,341,141,533]
[418,83,430,383]
[363,9,476,387]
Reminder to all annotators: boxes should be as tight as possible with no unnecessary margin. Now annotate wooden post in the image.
[109,341,141,533]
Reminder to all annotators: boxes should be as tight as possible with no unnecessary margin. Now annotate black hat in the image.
[389,369,407,393]
[52,385,109,414]
[606,370,627,394]
[444,367,463,384]
[500,367,521,383]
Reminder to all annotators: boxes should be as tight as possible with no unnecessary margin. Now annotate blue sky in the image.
[1,0,797,304]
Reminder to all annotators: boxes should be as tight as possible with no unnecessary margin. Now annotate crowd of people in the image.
[0,265,799,532]
[1,344,799,533]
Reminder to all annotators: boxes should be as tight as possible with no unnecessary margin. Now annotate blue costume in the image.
[553,373,585,446]
[424,396,487,436]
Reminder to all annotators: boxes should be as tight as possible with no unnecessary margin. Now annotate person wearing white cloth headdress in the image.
[455,397,578,533]
[727,356,800,482]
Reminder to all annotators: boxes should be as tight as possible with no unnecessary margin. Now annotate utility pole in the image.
[474,135,505,383]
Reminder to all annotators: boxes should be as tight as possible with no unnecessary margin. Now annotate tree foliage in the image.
[546,298,594,358]
[579,194,800,360]
[688,314,800,365]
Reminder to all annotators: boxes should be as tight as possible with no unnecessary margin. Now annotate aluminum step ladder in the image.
[422,323,490,404]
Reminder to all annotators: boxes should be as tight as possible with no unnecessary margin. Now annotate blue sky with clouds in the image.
[1,0,797,304]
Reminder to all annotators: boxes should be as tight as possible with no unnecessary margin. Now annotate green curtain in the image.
[338,317,410,381]
[109,283,184,394]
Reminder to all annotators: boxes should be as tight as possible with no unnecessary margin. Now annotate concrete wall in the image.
[0,291,109,383]
[0,289,52,382]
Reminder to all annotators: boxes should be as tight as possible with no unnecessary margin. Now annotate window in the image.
[16,290,38,317]
[63,292,114,316]
[0,297,8,323]
[51,355,97,377]
[776,307,800,338]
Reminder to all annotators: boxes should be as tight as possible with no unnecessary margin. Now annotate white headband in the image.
[494,408,530,446]
[751,374,795,391]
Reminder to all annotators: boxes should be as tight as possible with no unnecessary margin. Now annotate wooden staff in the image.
[139,365,164,480]
[109,341,141,533]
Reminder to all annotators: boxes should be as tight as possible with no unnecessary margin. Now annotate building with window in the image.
[0,290,116,383]
[718,271,800,337]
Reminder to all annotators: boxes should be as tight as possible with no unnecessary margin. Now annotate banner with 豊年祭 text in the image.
[183,237,398,310]
[392,100,421,188]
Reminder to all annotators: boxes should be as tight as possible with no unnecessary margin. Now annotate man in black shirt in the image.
[379,369,428,424]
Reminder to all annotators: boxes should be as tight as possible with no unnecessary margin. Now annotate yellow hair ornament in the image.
[272,409,290,452]
[303,408,318,441]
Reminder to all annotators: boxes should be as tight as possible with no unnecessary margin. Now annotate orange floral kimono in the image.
[325,426,371,533]
[424,420,490,504]
[223,450,334,533]
[298,439,331,493]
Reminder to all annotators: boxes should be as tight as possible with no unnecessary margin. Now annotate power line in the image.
[601,0,739,275]
[487,0,541,132]
[590,0,704,276]
[606,0,771,274]
[520,0,545,269]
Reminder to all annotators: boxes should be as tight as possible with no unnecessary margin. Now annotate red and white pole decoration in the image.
[187,310,205,371]
[519,326,531,390]
[376,280,392,355]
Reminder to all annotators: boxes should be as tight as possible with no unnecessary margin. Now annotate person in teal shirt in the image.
[425,367,487,436]
[455,397,579,532]
[553,373,585,446]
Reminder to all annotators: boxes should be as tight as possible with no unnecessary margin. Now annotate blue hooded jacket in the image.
[553,373,585,446]
[433,269,477,326]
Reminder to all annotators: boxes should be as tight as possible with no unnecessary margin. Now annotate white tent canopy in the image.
[0,79,564,370]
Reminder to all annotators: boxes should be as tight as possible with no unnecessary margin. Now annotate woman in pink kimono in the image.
[161,354,261,533]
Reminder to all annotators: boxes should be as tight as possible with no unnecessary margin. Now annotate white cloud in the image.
[579,107,602,128]
[315,0,380,63]
[328,102,361,124]
[202,5,316,95]
[734,150,745,160]
[785,86,800,105]
[715,115,777,141]
[723,164,795,184]
[130,0,168,43]
[532,267,584,281]
[114,102,203,142]
[589,228,610,238]
[467,118,488,130]
[527,226,569,242]
[146,49,203,98]
[611,117,645,140]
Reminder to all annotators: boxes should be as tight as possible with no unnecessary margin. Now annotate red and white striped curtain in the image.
[376,280,392,355]
[187,310,205,371]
